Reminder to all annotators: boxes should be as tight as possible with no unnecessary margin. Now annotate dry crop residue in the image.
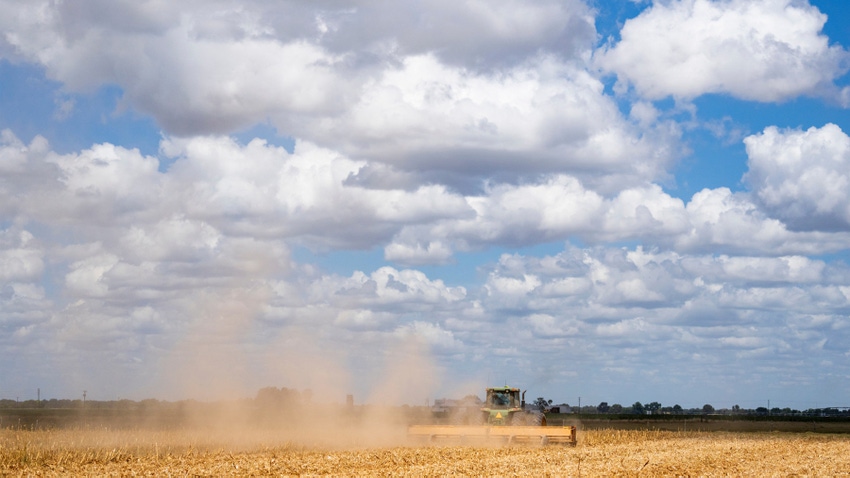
[2,428,850,476]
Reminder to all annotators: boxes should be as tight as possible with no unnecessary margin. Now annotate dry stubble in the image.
[2,427,850,476]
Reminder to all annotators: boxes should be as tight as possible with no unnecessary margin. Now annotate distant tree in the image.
[255,387,281,407]
[533,397,553,410]
[597,402,609,413]
[732,404,741,414]
[755,407,768,415]
[610,403,623,413]
[672,404,683,414]
[139,398,159,411]
[632,402,644,414]
[702,404,715,414]
[255,386,302,408]
[645,401,661,414]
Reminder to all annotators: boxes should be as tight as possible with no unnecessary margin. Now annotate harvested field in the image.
[3,428,850,476]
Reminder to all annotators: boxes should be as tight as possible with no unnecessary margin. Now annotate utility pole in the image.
[578,396,581,413]
[83,390,87,405]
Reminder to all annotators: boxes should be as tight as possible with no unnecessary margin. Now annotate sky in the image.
[1,0,850,411]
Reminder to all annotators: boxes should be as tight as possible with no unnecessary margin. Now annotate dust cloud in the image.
[140,298,451,449]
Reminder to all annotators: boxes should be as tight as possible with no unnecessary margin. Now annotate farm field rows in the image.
[3,427,850,476]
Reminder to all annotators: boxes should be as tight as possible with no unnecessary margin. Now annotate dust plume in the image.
[145,293,448,448]
[158,284,272,401]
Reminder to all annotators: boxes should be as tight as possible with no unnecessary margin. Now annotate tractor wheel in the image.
[527,412,547,426]
[509,413,527,426]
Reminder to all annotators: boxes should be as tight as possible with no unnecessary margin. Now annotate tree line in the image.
[557,401,850,417]
[3,391,848,419]
[0,386,311,411]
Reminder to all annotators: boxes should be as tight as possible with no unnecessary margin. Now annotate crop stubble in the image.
[2,428,850,476]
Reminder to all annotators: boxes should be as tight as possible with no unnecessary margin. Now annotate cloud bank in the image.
[1,0,849,407]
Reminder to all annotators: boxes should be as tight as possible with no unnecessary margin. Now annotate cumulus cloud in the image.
[434,244,850,397]
[301,54,679,190]
[0,230,43,283]
[0,0,682,191]
[0,227,50,351]
[0,0,595,127]
[385,177,850,264]
[4,127,849,280]
[596,0,850,102]
[674,187,850,255]
[159,136,472,250]
[1,1,352,134]
[2,0,850,405]
[481,246,850,335]
[744,123,850,230]
[395,321,462,353]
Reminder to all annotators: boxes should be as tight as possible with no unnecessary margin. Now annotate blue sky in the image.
[2,0,850,410]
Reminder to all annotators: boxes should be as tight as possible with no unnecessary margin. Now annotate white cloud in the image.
[486,272,542,299]
[334,309,394,331]
[0,1,681,190]
[36,0,597,72]
[465,176,606,242]
[385,177,685,261]
[384,240,455,266]
[525,313,581,338]
[317,0,596,68]
[3,125,850,398]
[370,267,467,304]
[0,230,43,282]
[0,132,56,220]
[744,123,850,230]
[675,187,850,255]
[5,128,849,276]
[65,253,119,297]
[479,246,850,331]
[50,143,162,222]
[0,226,51,352]
[597,317,651,337]
[2,0,850,405]
[119,218,220,263]
[598,185,690,240]
[160,136,472,249]
[0,130,32,173]
[1,1,351,135]
[596,0,850,102]
[386,176,850,263]
[305,54,676,189]
[715,256,825,284]
[395,321,462,353]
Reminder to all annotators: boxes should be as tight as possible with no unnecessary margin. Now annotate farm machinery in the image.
[408,386,576,446]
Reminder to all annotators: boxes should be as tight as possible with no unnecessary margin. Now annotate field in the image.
[3,425,850,476]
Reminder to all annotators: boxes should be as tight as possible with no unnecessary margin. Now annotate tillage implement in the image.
[408,386,577,446]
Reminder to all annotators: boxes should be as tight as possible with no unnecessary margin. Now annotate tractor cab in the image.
[481,386,525,425]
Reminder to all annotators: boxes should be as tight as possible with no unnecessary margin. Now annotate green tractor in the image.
[481,386,547,426]
[412,386,574,444]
